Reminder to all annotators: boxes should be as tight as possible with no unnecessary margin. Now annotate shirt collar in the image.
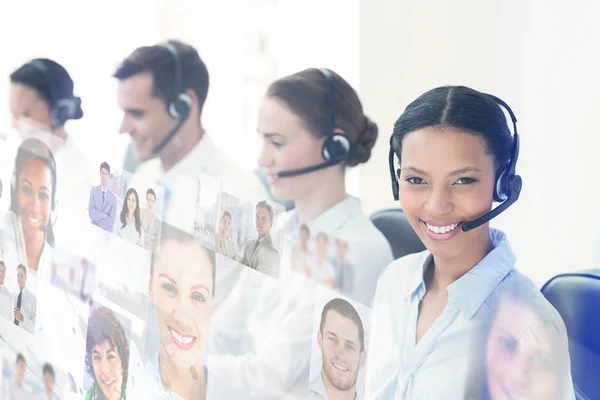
[285,196,362,238]
[403,229,516,320]
[404,252,433,301]
[258,234,269,243]
[308,372,328,399]
[447,229,515,319]
[161,134,216,180]
[308,371,357,399]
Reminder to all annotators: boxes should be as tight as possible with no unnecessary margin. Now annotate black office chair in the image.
[254,168,295,211]
[541,269,600,399]
[370,208,426,260]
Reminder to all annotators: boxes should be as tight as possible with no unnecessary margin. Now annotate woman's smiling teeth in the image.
[27,214,42,224]
[425,222,459,234]
[169,327,195,345]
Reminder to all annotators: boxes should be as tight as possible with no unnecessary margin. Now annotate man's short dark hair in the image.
[0,260,5,270]
[256,200,274,222]
[319,298,365,351]
[42,363,55,378]
[16,353,26,364]
[113,40,209,118]
[17,264,27,275]
[100,161,110,175]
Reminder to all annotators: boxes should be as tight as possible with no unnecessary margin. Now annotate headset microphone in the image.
[151,117,187,155]
[151,41,192,155]
[461,171,522,231]
[276,68,351,179]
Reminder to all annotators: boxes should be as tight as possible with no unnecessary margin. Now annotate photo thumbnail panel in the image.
[87,162,166,254]
[0,314,84,400]
[290,226,359,302]
[126,221,242,399]
[237,193,286,279]
[0,133,65,284]
[194,172,223,250]
[48,244,96,305]
[81,302,137,400]
[0,259,40,336]
[3,121,96,256]
[308,287,372,400]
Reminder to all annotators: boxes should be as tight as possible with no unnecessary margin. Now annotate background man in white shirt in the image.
[0,260,13,320]
[36,363,59,400]
[113,39,269,233]
[13,263,37,333]
[8,353,30,400]
[309,298,366,400]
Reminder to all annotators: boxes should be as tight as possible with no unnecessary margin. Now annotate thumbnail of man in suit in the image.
[13,263,37,333]
[88,161,117,232]
[241,200,280,278]
[0,260,13,320]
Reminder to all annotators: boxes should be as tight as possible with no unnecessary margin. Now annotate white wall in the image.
[0,0,598,284]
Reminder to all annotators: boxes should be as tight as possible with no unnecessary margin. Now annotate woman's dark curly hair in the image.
[85,305,129,398]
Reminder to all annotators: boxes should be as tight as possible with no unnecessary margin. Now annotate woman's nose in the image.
[257,144,273,168]
[424,186,454,216]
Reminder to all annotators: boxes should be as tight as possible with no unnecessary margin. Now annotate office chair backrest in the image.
[541,269,600,399]
[254,168,295,211]
[370,208,425,260]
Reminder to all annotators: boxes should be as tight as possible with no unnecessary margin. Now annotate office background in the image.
[0,0,598,287]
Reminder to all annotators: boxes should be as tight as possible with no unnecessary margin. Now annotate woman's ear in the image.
[148,278,155,305]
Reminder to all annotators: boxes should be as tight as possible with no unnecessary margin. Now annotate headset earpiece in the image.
[318,68,351,165]
[494,165,509,202]
[168,92,192,120]
[323,133,350,163]
[52,98,78,128]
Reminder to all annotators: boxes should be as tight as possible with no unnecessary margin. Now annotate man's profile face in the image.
[317,310,365,392]
[43,371,55,393]
[117,72,177,162]
[15,359,26,383]
[255,206,272,237]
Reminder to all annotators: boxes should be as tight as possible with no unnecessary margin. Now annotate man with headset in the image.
[113,40,269,234]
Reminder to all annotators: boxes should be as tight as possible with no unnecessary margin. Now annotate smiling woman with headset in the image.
[257,68,393,305]
[2,137,57,277]
[365,86,574,399]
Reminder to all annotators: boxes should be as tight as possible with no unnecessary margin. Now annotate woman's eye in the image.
[21,186,32,195]
[39,193,49,201]
[192,292,206,303]
[500,337,516,354]
[406,177,424,185]
[454,177,477,185]
[162,283,177,295]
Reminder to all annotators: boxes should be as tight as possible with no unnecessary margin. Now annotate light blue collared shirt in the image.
[366,229,575,399]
